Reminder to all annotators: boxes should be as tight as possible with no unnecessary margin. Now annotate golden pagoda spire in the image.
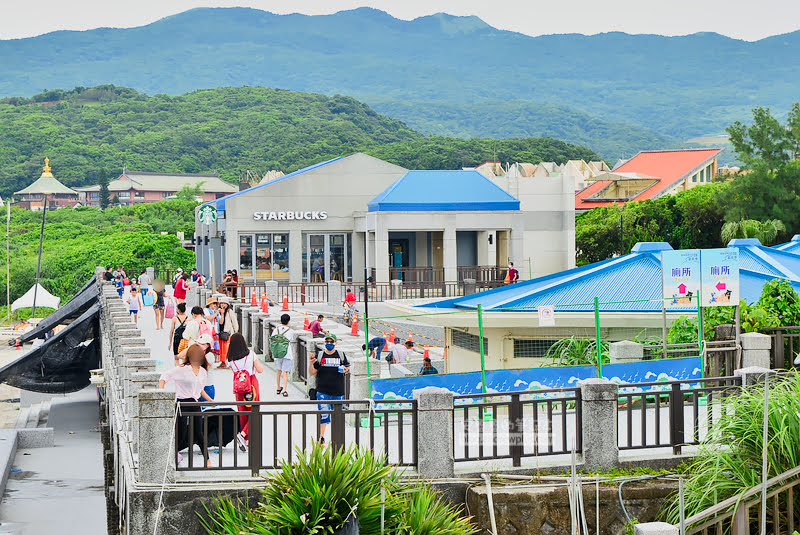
[41,157,53,178]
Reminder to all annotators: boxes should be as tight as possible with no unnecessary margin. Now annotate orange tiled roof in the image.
[575,149,723,210]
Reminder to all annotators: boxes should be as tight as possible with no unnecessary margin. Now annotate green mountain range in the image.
[0,85,598,197]
[3,8,796,159]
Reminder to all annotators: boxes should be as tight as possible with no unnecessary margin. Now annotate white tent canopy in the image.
[11,284,60,312]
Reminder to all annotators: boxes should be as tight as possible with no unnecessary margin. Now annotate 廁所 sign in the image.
[662,249,701,308]
[197,205,217,225]
[662,248,739,308]
[701,248,739,307]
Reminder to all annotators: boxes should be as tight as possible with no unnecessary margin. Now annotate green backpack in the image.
[270,331,290,359]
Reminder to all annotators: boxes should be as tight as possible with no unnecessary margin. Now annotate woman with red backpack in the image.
[227,333,264,452]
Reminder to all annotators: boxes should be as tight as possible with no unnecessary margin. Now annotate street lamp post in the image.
[31,191,50,321]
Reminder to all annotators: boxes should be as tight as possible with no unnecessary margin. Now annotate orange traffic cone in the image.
[281,295,289,311]
[250,292,257,306]
[14,338,21,350]
[261,295,269,313]
[388,327,395,344]
[382,333,389,351]
[407,332,413,343]
[423,345,429,359]
[303,313,310,331]
[350,317,359,335]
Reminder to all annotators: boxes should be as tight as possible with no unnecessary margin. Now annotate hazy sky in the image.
[1,0,798,41]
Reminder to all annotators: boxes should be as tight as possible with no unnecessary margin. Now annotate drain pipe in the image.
[481,473,498,535]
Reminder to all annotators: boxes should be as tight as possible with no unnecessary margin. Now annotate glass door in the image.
[239,234,254,280]
[329,234,346,281]
[308,234,326,282]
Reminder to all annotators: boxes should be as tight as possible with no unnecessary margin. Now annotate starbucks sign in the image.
[197,205,217,225]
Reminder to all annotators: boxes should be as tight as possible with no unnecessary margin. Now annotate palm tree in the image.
[720,219,786,245]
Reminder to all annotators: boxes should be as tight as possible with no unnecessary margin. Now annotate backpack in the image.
[172,317,187,354]
[231,356,253,395]
[198,319,214,339]
[270,328,290,360]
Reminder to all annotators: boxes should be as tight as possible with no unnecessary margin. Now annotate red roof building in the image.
[575,149,723,212]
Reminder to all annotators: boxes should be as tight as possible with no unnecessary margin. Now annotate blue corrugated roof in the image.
[201,157,343,211]
[367,170,520,212]
[422,241,800,313]
[773,235,800,255]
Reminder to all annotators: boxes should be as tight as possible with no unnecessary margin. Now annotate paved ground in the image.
[0,387,105,534]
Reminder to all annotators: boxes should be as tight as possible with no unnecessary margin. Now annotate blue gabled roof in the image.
[773,235,800,255]
[201,157,343,211]
[367,170,520,212]
[422,240,800,313]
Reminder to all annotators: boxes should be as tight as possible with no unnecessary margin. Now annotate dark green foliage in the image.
[200,444,476,535]
[0,85,598,198]
[721,105,800,235]
[0,201,196,308]
[5,8,797,159]
[575,183,728,265]
[97,168,110,209]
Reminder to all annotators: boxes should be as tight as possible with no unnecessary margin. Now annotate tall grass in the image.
[665,371,800,523]
[200,444,476,535]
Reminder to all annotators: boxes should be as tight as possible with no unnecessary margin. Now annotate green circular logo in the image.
[198,205,217,225]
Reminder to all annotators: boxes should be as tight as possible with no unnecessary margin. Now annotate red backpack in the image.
[231,356,253,395]
[198,319,214,339]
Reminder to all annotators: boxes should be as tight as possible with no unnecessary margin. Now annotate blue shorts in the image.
[316,392,344,424]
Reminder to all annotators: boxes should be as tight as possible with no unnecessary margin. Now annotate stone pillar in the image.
[609,340,644,363]
[463,278,476,296]
[264,280,279,305]
[734,366,775,387]
[348,358,380,400]
[251,312,266,355]
[264,321,276,362]
[138,389,177,484]
[414,387,454,478]
[443,225,457,282]
[634,523,679,535]
[241,306,256,345]
[390,279,402,300]
[146,267,155,283]
[580,378,619,471]
[476,231,490,266]
[327,280,342,307]
[128,369,159,452]
[289,228,303,283]
[740,332,771,368]
[374,222,390,283]
[351,231,366,283]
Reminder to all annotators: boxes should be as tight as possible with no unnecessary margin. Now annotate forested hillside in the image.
[8,7,794,158]
[0,85,599,197]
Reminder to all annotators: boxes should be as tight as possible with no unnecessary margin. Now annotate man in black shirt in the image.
[103,265,114,282]
[309,333,349,444]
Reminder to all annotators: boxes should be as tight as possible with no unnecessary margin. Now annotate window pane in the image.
[255,234,272,279]
[271,233,289,280]
[330,234,345,282]
[239,235,253,278]
[309,235,325,282]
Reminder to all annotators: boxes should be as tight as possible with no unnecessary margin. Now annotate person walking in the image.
[271,313,294,397]
[153,283,166,330]
[137,269,151,296]
[169,303,190,367]
[217,297,239,369]
[126,287,144,325]
[505,261,519,284]
[159,344,214,467]
[362,336,388,360]
[309,333,349,445]
[342,288,357,327]
[173,272,190,304]
[227,333,264,451]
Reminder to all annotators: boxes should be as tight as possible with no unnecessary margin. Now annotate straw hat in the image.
[205,296,219,306]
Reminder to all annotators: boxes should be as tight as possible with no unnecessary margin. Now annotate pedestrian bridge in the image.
[0,268,775,534]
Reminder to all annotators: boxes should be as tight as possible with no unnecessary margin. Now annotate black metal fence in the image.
[452,388,582,467]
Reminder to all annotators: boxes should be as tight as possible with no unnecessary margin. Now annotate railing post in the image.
[741,332,773,369]
[413,387,454,478]
[331,401,345,452]
[670,383,685,455]
[248,404,261,477]
[509,393,523,467]
[775,329,785,370]
[138,390,177,483]
[580,379,618,471]
[732,503,748,534]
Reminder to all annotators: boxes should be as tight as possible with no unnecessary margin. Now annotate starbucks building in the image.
[194,153,577,285]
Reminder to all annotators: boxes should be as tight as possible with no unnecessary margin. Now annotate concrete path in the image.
[0,387,105,534]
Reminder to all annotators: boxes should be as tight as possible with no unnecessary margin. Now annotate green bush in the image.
[201,444,476,535]
[544,336,609,367]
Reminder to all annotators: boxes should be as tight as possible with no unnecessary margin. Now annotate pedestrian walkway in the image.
[0,387,105,534]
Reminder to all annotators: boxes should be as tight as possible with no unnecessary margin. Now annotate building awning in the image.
[368,170,520,212]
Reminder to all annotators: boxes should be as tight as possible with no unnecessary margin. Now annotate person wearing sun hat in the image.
[309,333,350,444]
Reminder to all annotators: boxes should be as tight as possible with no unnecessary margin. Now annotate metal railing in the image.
[176,399,416,476]
[682,464,800,534]
[617,376,742,453]
[452,388,582,466]
[763,326,800,370]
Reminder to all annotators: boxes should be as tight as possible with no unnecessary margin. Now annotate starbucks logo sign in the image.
[197,205,217,225]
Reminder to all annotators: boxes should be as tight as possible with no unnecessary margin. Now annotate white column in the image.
[415,231,428,267]
[374,220,390,283]
[289,229,303,283]
[351,231,365,281]
[477,231,490,266]
[509,223,525,279]
[443,225,457,282]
